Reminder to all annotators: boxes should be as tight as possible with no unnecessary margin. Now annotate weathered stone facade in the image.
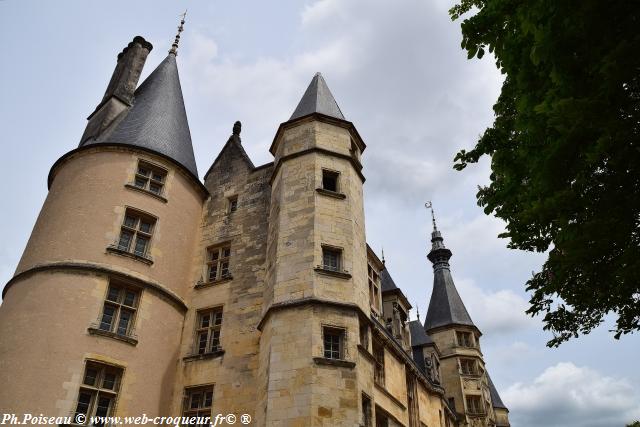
[0,34,508,427]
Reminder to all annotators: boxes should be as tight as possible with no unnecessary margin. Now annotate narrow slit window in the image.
[228,196,238,213]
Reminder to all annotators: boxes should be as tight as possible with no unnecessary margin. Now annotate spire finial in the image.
[233,121,242,136]
[381,247,386,265]
[425,201,437,231]
[416,303,421,321]
[169,11,187,56]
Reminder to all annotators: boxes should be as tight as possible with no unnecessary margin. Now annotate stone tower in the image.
[257,72,369,425]
[423,224,510,427]
[0,36,206,415]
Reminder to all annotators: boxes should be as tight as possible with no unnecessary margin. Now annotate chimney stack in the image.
[80,36,153,145]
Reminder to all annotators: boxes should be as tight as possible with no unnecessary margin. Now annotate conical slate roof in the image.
[380,267,399,292]
[408,320,434,347]
[487,374,508,410]
[82,54,198,177]
[290,73,345,121]
[424,229,475,331]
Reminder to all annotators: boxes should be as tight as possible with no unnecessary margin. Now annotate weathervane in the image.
[425,201,437,231]
[169,10,187,55]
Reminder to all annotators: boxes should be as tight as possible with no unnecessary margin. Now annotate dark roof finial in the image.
[233,121,242,136]
[169,11,187,56]
[425,201,437,232]
[416,303,420,321]
[381,247,386,265]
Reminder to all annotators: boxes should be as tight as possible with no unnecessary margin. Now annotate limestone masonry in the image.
[0,33,509,427]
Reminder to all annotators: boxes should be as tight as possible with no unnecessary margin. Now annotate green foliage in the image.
[450,0,640,346]
[626,422,640,427]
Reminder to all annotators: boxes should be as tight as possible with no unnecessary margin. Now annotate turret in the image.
[0,23,205,419]
[422,202,507,426]
[257,72,368,426]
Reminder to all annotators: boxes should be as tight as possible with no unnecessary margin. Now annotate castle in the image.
[0,28,510,427]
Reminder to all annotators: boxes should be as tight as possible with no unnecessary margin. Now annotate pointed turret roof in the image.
[424,226,476,331]
[408,320,434,347]
[290,73,345,121]
[83,54,198,177]
[487,374,508,410]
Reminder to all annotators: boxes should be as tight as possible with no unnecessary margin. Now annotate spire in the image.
[381,247,386,265]
[416,304,420,321]
[169,11,187,56]
[290,72,345,121]
[423,202,476,331]
[84,53,198,177]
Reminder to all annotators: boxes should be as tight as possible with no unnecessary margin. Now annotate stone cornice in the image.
[3,261,188,311]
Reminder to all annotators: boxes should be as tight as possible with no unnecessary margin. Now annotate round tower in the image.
[0,35,206,418]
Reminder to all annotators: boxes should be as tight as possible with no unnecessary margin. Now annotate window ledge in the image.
[314,267,352,279]
[106,246,154,265]
[88,327,138,346]
[124,183,168,203]
[461,373,483,378]
[316,188,347,199]
[313,357,356,369]
[195,276,233,289]
[467,412,487,417]
[183,349,225,362]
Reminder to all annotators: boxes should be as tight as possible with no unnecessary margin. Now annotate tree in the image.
[449,0,640,346]
[626,422,640,427]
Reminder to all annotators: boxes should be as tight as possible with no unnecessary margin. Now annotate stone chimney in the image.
[80,36,153,144]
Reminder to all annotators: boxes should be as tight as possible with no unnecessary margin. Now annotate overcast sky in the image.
[1,1,638,426]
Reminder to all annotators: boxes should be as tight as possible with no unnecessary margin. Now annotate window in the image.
[195,308,223,354]
[183,386,214,423]
[134,161,167,195]
[206,245,231,282]
[322,169,339,192]
[361,394,372,427]
[117,209,155,258]
[465,395,483,414]
[323,327,345,359]
[373,338,385,386]
[228,196,238,213]
[322,246,341,272]
[74,361,123,425]
[456,331,473,347]
[98,283,139,337]
[460,358,477,375]
[368,264,381,312]
[359,322,369,349]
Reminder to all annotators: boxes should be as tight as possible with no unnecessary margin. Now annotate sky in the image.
[0,1,638,426]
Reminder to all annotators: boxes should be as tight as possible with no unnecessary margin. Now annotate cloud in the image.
[504,362,640,427]
[455,277,537,335]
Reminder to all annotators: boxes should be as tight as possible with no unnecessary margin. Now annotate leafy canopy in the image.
[450,0,640,346]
